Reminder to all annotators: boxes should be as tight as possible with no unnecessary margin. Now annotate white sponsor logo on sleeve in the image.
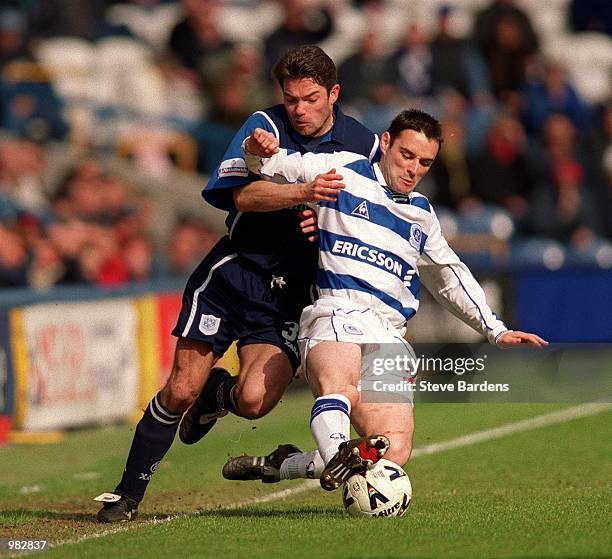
[218,158,249,178]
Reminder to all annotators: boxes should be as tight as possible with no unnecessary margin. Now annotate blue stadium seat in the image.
[510,238,566,270]
[434,208,459,237]
[456,205,515,240]
[565,239,612,270]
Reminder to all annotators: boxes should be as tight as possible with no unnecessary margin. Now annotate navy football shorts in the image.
[172,236,308,372]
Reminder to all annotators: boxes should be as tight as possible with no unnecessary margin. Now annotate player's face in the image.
[282,78,339,138]
[379,129,439,194]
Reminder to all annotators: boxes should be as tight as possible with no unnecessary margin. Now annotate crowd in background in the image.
[0,143,218,288]
[0,0,611,289]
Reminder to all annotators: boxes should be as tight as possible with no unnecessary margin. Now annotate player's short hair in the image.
[273,45,337,93]
[387,109,443,147]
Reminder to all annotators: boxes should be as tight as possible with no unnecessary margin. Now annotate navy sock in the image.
[220,375,239,416]
[207,368,240,416]
[116,393,181,503]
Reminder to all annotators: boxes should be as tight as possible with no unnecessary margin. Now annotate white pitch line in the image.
[27,402,611,556]
[224,479,320,509]
[411,402,612,458]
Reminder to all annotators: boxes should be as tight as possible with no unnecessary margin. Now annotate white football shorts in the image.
[298,297,416,402]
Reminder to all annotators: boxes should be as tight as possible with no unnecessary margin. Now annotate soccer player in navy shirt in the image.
[96,45,379,522]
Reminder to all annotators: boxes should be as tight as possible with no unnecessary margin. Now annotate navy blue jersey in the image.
[202,105,379,275]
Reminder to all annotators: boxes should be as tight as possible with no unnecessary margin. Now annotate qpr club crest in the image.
[409,224,423,252]
[343,323,363,336]
[199,314,221,335]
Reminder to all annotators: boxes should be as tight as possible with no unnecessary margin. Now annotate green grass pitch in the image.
[0,387,610,558]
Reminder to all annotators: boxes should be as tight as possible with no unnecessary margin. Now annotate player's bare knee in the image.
[159,379,199,414]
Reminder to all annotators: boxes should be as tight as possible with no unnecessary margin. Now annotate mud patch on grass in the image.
[0,481,308,550]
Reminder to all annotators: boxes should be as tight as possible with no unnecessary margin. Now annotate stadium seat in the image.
[443,207,512,269]
[35,37,95,101]
[93,37,164,114]
[456,205,515,240]
[565,239,612,269]
[105,2,182,53]
[435,208,459,237]
[519,0,567,32]
[217,1,283,44]
[543,33,612,103]
[510,238,566,270]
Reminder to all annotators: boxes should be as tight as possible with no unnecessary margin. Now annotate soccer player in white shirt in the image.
[224,109,547,490]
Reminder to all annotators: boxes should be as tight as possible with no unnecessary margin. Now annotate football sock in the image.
[310,393,351,465]
[279,450,325,480]
[221,376,239,416]
[115,393,181,502]
[206,368,239,416]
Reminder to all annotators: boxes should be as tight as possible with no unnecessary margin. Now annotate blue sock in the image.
[220,375,239,416]
[116,393,181,502]
[205,368,240,416]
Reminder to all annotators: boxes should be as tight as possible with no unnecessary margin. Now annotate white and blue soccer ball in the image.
[342,459,412,518]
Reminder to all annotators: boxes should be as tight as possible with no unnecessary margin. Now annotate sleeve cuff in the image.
[241,139,264,174]
[491,327,511,346]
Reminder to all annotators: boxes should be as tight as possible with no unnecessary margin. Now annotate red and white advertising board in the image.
[19,299,139,431]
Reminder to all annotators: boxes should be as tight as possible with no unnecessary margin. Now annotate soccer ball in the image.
[342,459,412,517]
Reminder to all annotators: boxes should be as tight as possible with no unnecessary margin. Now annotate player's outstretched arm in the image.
[420,212,549,348]
[496,331,548,348]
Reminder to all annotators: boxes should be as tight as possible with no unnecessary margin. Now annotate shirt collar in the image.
[373,162,387,186]
[374,162,412,204]
[329,105,346,144]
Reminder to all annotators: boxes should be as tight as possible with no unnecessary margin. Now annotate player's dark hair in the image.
[273,45,337,93]
[387,109,443,147]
